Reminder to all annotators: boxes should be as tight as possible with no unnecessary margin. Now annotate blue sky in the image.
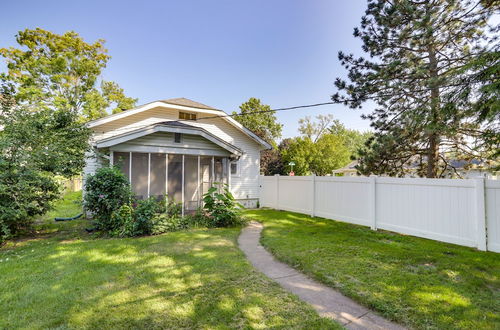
[1,0,373,138]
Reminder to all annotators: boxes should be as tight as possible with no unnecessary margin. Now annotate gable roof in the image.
[95,121,243,156]
[162,98,220,111]
[87,99,272,150]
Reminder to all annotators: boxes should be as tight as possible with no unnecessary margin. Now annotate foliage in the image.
[183,208,213,228]
[282,133,350,176]
[233,98,283,174]
[298,114,336,142]
[233,97,282,144]
[0,166,59,244]
[260,138,292,175]
[329,120,372,159]
[151,213,188,234]
[110,204,135,237]
[83,167,131,231]
[332,0,499,177]
[202,183,246,227]
[246,209,500,330]
[0,87,90,243]
[158,198,182,218]
[0,28,137,121]
[132,197,161,236]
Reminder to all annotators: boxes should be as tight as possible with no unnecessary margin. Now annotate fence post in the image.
[311,174,316,218]
[370,175,377,230]
[275,174,280,210]
[475,177,487,251]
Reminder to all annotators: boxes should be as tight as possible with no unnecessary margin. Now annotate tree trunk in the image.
[426,44,440,178]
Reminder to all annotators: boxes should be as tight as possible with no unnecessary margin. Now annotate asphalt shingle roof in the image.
[162,98,220,111]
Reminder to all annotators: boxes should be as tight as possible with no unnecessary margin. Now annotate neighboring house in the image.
[333,159,499,179]
[84,98,271,212]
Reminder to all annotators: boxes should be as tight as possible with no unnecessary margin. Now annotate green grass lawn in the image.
[0,193,339,329]
[244,209,500,330]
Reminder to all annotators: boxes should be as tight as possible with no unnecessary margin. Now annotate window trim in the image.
[230,160,240,177]
[174,132,182,143]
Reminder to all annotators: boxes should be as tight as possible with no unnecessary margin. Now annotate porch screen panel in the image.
[200,156,213,197]
[214,157,224,184]
[114,152,130,181]
[150,153,166,199]
[184,156,199,211]
[167,154,182,203]
[131,152,148,199]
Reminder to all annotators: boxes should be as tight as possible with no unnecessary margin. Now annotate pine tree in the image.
[332,0,499,178]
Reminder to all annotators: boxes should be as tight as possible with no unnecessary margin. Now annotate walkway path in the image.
[238,221,405,330]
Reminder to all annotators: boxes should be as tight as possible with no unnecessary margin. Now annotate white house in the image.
[84,98,271,211]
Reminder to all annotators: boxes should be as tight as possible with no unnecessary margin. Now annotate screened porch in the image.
[112,152,230,214]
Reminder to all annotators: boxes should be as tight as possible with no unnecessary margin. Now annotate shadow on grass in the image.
[0,227,338,329]
[244,209,500,329]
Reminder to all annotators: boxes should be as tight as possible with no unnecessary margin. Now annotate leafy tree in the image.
[0,28,137,121]
[332,0,498,177]
[282,135,350,176]
[298,114,336,142]
[233,97,282,144]
[0,86,91,243]
[233,97,283,174]
[261,138,293,175]
[329,120,372,159]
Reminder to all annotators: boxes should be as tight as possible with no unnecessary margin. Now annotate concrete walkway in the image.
[238,222,405,330]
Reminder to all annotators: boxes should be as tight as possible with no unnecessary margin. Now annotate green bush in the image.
[110,204,134,237]
[132,197,161,236]
[202,183,246,227]
[83,167,131,231]
[151,213,188,234]
[0,164,60,244]
[184,209,212,228]
[157,198,182,218]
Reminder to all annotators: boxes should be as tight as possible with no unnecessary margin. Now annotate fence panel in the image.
[314,177,371,226]
[259,176,278,208]
[375,177,476,247]
[277,176,313,214]
[259,175,499,252]
[486,180,500,252]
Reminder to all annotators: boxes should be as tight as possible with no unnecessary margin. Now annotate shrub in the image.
[83,166,131,231]
[151,198,185,234]
[0,164,60,244]
[110,204,134,237]
[184,209,212,228]
[132,197,161,236]
[202,183,246,227]
[151,214,188,234]
[158,198,182,218]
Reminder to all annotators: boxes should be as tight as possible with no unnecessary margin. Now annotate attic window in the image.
[174,133,182,143]
[179,112,196,120]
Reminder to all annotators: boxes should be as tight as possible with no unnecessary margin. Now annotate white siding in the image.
[112,131,230,155]
[86,105,264,200]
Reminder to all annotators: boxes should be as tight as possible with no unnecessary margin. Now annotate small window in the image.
[179,112,196,120]
[230,161,239,176]
[174,133,182,143]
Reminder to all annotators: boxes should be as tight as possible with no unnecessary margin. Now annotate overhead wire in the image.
[95,101,338,134]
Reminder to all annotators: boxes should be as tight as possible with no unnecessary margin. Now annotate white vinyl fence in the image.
[259,175,500,253]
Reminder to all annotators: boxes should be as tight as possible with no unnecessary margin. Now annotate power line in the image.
[95,101,337,134]
[195,101,337,121]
